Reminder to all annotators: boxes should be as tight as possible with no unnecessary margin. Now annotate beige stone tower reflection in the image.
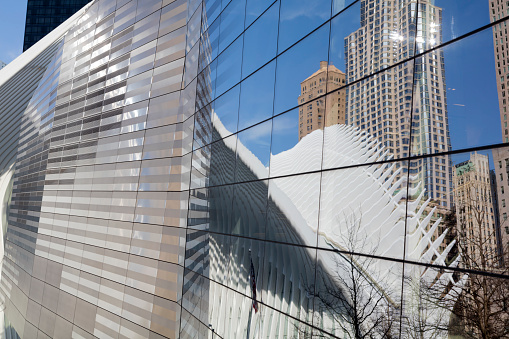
[490,0,509,261]
[298,61,346,141]
[453,152,498,267]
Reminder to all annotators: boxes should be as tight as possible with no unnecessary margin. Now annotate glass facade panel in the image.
[218,0,246,53]
[274,24,331,115]
[412,26,504,157]
[313,252,404,338]
[241,1,279,78]
[238,61,276,130]
[245,0,274,27]
[277,0,332,53]
[401,263,509,339]
[211,84,240,140]
[215,36,243,97]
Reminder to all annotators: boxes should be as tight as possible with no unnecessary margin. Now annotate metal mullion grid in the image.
[310,0,335,333]
[177,230,345,338]
[180,1,210,336]
[195,0,358,117]
[257,0,283,334]
[183,226,509,282]
[399,0,420,336]
[0,249,183,339]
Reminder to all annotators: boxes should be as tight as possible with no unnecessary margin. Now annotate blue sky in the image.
[0,2,26,64]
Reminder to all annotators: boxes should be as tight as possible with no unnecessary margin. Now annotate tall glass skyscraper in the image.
[0,0,508,338]
[23,0,91,51]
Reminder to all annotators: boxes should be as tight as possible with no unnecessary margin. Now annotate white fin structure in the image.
[209,118,465,338]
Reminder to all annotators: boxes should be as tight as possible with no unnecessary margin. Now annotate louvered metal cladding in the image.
[0,40,62,177]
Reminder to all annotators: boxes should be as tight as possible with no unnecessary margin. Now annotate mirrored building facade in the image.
[0,0,509,338]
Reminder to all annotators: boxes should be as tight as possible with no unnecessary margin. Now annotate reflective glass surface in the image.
[3,0,509,338]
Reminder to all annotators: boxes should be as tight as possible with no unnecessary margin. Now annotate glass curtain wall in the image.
[185,0,509,338]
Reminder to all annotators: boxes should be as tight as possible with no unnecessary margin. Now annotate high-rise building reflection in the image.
[345,0,453,211]
[298,61,346,140]
[490,0,509,264]
[453,152,498,267]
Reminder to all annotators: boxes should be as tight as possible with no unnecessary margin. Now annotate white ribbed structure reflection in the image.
[209,117,464,338]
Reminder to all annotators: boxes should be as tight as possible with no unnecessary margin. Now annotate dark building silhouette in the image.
[23,0,90,51]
